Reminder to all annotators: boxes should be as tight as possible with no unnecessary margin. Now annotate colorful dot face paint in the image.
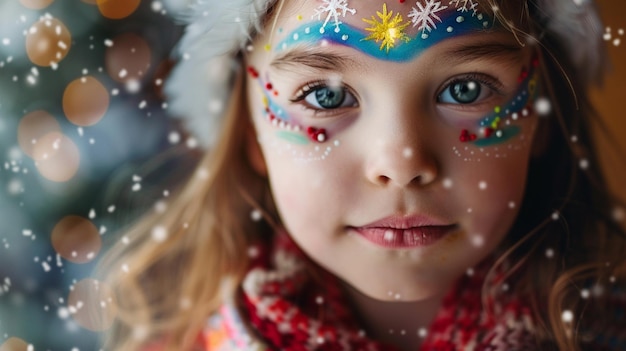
[278,2,493,62]
[244,0,543,308]
[459,57,540,147]
[252,1,537,152]
[247,66,331,146]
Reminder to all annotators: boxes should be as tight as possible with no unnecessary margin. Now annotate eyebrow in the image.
[440,42,524,64]
[270,41,524,73]
[270,47,362,72]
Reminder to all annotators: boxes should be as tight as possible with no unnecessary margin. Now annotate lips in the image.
[348,215,457,249]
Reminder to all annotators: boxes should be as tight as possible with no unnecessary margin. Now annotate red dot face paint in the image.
[242,0,545,310]
[247,66,259,78]
[247,65,334,144]
[456,57,540,147]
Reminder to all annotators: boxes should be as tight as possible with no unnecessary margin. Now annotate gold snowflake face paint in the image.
[278,1,493,62]
[247,0,538,152]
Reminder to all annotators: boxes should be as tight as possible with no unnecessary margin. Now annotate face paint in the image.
[312,0,357,33]
[278,3,492,62]
[459,57,540,147]
[247,66,331,145]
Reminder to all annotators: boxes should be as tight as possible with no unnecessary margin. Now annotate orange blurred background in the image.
[592,0,626,202]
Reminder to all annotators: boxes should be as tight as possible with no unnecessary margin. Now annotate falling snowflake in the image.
[312,0,356,33]
[408,0,448,33]
[363,3,411,53]
[449,0,479,16]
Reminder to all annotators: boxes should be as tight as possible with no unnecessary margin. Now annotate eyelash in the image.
[289,73,505,116]
[290,80,359,116]
[437,73,505,106]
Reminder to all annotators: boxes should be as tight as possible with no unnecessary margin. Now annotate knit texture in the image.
[202,232,541,350]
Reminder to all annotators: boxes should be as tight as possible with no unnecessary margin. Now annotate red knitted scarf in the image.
[240,233,536,350]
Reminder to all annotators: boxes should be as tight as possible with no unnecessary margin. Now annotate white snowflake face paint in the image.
[245,1,540,302]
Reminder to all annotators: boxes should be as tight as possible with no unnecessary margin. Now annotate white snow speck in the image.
[561,310,574,323]
[151,226,167,242]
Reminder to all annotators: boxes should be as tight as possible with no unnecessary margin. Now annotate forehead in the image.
[261,0,505,62]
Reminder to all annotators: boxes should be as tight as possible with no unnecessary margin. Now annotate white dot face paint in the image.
[257,134,341,163]
[245,0,538,305]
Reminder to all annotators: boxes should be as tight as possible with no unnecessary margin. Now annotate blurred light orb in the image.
[51,215,101,264]
[0,337,30,351]
[18,110,61,158]
[105,33,151,83]
[25,17,71,67]
[67,278,117,331]
[19,0,54,9]
[63,76,110,126]
[32,132,80,182]
[7,178,24,196]
[125,79,141,93]
[97,0,140,19]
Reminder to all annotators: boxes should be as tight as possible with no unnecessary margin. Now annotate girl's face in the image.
[246,0,539,301]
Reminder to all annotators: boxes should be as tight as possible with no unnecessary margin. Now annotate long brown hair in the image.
[96,68,277,350]
[97,1,626,350]
[486,0,626,349]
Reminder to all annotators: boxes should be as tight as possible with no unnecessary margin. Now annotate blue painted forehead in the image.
[275,2,495,62]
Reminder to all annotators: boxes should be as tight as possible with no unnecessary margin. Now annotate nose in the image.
[363,107,439,188]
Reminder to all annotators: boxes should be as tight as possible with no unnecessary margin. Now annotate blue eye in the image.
[301,85,358,110]
[438,79,490,104]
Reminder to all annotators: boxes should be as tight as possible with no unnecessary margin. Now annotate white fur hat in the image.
[162,0,277,148]
[161,0,606,148]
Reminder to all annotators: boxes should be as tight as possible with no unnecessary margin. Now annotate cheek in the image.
[455,153,532,244]
[262,154,350,256]
[452,115,539,161]
[261,145,347,229]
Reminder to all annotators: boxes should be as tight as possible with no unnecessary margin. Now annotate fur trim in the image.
[162,0,606,148]
[533,0,606,86]
[162,0,275,148]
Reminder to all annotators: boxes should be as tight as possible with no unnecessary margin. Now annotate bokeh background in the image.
[0,0,624,350]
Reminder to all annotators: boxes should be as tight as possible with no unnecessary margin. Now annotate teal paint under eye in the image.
[479,75,533,128]
[277,13,493,62]
[472,126,521,147]
[276,130,310,145]
[469,65,538,147]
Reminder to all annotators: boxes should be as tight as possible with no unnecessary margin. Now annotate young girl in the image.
[96,0,626,350]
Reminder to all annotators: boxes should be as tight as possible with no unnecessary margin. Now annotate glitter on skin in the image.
[362,3,411,53]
